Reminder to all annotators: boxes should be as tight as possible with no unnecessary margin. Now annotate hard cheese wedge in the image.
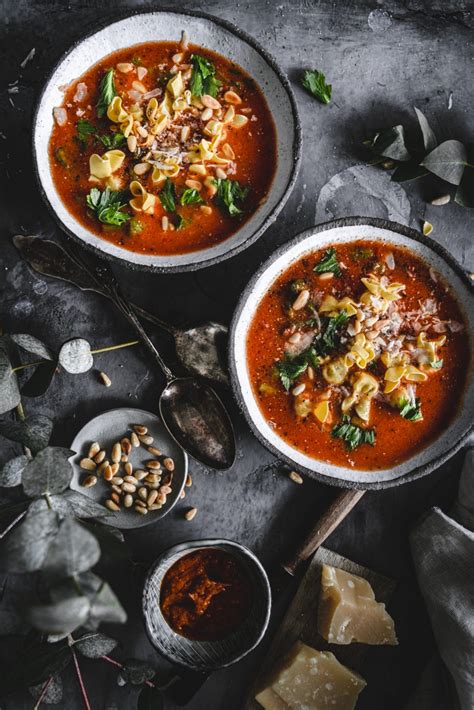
[318,565,397,645]
[255,641,366,710]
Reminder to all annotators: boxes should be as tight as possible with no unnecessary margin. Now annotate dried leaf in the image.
[371,125,411,162]
[0,454,29,487]
[29,674,63,705]
[0,341,20,415]
[27,596,91,634]
[74,632,117,658]
[414,107,437,153]
[21,361,57,398]
[421,139,467,185]
[0,414,53,453]
[22,447,73,497]
[10,334,54,361]
[58,338,93,374]
[0,508,58,572]
[42,518,101,577]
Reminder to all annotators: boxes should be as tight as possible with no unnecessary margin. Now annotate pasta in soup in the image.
[246,241,470,470]
[49,40,277,256]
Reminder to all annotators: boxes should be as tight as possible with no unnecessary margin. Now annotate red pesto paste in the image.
[49,41,276,256]
[246,241,470,470]
[160,549,253,641]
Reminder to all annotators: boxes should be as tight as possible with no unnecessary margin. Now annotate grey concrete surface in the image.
[0,1,473,708]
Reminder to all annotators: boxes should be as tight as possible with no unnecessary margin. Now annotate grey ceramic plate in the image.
[229,217,474,490]
[70,407,187,529]
[33,9,301,272]
[143,539,271,671]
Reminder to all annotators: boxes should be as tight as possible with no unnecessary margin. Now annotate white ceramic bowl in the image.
[230,218,474,490]
[33,10,301,272]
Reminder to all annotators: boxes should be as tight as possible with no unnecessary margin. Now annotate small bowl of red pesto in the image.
[142,539,271,671]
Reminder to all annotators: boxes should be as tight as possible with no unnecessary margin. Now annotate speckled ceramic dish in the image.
[70,407,187,528]
[143,539,271,671]
[230,217,474,490]
[33,9,301,272]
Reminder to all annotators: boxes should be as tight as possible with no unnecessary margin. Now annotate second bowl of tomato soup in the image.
[230,219,474,488]
[34,10,300,271]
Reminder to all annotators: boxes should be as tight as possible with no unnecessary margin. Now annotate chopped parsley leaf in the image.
[399,397,423,422]
[159,178,177,212]
[96,69,117,118]
[190,55,221,98]
[214,178,249,217]
[180,188,205,206]
[86,188,130,227]
[332,416,375,451]
[301,69,332,105]
[314,248,341,276]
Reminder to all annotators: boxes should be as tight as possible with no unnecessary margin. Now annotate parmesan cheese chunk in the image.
[318,565,397,646]
[255,641,366,710]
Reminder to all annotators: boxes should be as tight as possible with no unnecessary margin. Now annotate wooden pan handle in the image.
[282,489,366,576]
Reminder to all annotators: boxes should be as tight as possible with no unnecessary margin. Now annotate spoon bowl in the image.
[160,378,236,470]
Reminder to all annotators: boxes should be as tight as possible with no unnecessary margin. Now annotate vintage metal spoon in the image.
[13,235,235,469]
[13,235,229,384]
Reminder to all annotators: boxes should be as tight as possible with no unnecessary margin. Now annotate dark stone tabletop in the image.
[1,1,473,708]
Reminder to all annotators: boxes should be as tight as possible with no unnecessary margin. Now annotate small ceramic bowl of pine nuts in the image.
[70,407,187,529]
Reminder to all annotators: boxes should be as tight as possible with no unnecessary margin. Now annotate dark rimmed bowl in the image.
[142,539,271,671]
[229,217,474,491]
[33,9,301,273]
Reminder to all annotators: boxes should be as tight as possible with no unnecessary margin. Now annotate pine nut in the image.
[124,494,133,508]
[147,446,162,457]
[160,485,172,495]
[185,474,192,487]
[111,443,121,464]
[80,458,96,471]
[185,179,202,191]
[163,458,175,471]
[94,450,106,464]
[145,473,159,484]
[110,463,119,476]
[180,125,190,142]
[133,162,150,175]
[289,471,303,485]
[292,289,310,311]
[105,499,120,511]
[215,167,226,179]
[431,194,450,206]
[130,432,140,447]
[180,489,186,499]
[158,492,167,505]
[136,125,148,138]
[134,425,148,436]
[201,107,213,121]
[99,371,111,387]
[132,81,146,93]
[111,492,121,505]
[97,460,109,476]
[185,507,197,521]
[111,476,124,485]
[149,504,162,511]
[147,490,158,506]
[135,469,147,481]
[127,135,137,152]
[135,505,148,515]
[121,437,132,455]
[136,66,147,81]
[200,205,212,215]
[292,383,306,396]
[138,487,148,501]
[317,272,334,281]
[117,63,134,73]
[122,482,136,494]
[124,475,138,485]
[307,366,315,380]
[146,460,161,471]
[124,462,133,476]
[82,475,97,488]
[232,114,248,128]
[103,465,114,481]
[120,453,128,463]
[224,90,242,105]
[221,143,235,159]
[88,442,100,459]
[111,484,122,494]
[201,94,221,109]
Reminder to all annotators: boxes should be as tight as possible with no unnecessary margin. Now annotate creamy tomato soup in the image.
[246,241,470,470]
[49,40,276,256]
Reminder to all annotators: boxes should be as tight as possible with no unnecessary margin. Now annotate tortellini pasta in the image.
[89,150,125,180]
[417,332,446,368]
[322,357,349,385]
[344,334,376,370]
[319,295,358,317]
[384,363,427,393]
[341,372,379,422]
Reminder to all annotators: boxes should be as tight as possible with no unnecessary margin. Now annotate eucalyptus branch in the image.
[0,509,27,539]
[71,648,91,710]
[33,676,53,710]
[101,655,156,688]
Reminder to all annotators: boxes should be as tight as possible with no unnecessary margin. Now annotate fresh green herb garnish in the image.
[190,54,221,97]
[314,248,341,276]
[180,188,205,206]
[399,397,423,422]
[86,188,130,227]
[301,69,332,105]
[176,214,190,230]
[76,119,96,149]
[54,147,69,168]
[96,132,126,149]
[316,311,349,355]
[159,178,177,212]
[129,217,143,235]
[429,359,443,370]
[332,416,375,451]
[215,178,249,217]
[275,346,320,391]
[351,246,375,262]
[96,68,117,118]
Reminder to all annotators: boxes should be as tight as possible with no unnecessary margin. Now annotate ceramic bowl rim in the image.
[142,537,272,670]
[229,216,474,491]
[32,7,302,273]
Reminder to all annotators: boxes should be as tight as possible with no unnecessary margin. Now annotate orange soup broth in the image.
[246,241,470,470]
[49,42,276,255]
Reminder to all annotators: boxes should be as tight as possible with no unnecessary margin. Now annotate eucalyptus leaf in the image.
[22,447,73,497]
[0,414,53,453]
[10,641,71,692]
[0,342,20,415]
[10,334,54,361]
[391,162,429,182]
[421,139,467,185]
[29,674,63,705]
[50,570,101,603]
[42,518,101,577]
[58,338,93,374]
[455,143,474,207]
[52,489,111,519]
[122,659,156,686]
[0,454,29,487]
[74,632,117,658]
[371,125,411,161]
[0,508,58,572]
[27,596,90,634]
[90,581,127,624]
[21,361,57,398]
[414,107,437,152]
[138,684,165,710]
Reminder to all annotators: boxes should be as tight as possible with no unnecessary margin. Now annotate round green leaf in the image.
[58,338,93,374]
[0,454,29,487]
[422,140,467,185]
[22,447,73,497]
[42,518,101,577]
[0,508,58,573]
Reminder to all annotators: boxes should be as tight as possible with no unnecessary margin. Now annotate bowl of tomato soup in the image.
[34,10,300,272]
[230,218,474,489]
[143,539,271,671]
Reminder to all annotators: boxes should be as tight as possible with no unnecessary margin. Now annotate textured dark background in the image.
[1,0,473,708]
